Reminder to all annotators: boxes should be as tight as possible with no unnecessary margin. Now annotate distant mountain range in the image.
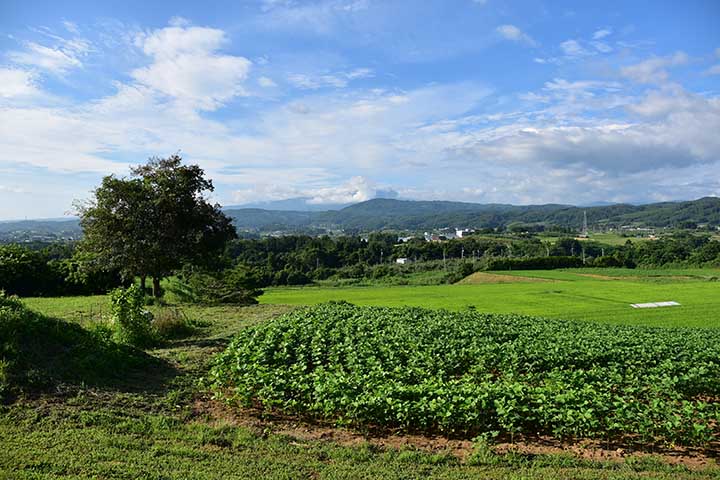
[225,197,720,231]
[2,197,719,239]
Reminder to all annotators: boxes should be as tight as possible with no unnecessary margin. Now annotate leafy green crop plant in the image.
[210,302,720,446]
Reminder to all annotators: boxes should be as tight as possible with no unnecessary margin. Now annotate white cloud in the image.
[62,21,80,34]
[706,64,720,76]
[0,68,40,98]
[592,28,612,40]
[132,23,251,110]
[232,175,397,206]
[0,185,27,194]
[496,25,536,46]
[8,42,83,74]
[258,76,277,87]
[287,67,373,89]
[560,39,589,57]
[621,52,688,84]
[591,41,612,53]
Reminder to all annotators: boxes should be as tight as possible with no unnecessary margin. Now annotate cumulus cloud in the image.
[132,22,251,110]
[621,52,688,84]
[496,25,536,46]
[232,176,397,206]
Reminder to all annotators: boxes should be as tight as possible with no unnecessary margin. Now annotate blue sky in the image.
[1,0,719,219]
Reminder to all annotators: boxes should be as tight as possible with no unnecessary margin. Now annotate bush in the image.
[167,264,263,305]
[109,285,154,347]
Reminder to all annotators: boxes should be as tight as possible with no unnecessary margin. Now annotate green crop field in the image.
[260,268,720,329]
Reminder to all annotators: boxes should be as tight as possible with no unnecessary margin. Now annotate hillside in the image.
[3,197,719,239]
[225,196,720,231]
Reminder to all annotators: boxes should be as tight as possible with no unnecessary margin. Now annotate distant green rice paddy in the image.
[260,268,720,329]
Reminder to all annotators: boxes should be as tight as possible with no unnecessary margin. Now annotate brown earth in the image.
[193,397,719,470]
[457,272,553,285]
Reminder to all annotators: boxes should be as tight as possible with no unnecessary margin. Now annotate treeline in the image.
[3,232,720,297]
[0,243,126,296]
[222,232,720,286]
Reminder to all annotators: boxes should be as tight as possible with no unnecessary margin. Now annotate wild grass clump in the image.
[0,291,147,401]
[210,302,720,446]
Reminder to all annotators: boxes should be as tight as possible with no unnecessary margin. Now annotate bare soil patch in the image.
[193,398,719,470]
[457,272,552,285]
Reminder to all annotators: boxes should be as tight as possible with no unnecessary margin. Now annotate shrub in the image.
[168,265,263,305]
[109,285,154,347]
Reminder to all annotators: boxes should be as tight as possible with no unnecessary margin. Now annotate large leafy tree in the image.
[77,155,236,296]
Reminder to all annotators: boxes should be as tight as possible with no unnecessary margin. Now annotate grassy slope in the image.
[260,268,720,328]
[3,301,718,479]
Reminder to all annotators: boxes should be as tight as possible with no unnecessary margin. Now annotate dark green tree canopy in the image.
[77,155,236,295]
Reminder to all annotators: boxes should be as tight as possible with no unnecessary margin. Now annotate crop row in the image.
[210,302,720,445]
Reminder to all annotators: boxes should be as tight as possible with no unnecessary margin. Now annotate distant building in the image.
[396,257,412,265]
[397,236,415,243]
[424,232,442,242]
[455,228,475,238]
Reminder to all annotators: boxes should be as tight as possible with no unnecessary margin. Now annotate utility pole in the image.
[461,246,464,260]
[582,246,586,264]
[380,249,383,264]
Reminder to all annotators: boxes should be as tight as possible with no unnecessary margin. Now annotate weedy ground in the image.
[3,289,719,479]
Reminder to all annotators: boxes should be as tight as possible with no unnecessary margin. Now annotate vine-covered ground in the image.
[211,302,720,446]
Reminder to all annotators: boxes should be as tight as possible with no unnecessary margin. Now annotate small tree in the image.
[77,155,237,297]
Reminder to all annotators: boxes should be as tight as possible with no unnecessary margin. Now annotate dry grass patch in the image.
[457,272,552,284]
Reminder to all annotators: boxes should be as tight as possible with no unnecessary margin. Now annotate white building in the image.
[396,257,412,264]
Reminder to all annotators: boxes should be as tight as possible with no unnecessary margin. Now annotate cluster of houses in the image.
[423,228,475,242]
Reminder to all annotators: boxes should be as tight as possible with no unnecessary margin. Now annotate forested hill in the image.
[3,197,719,238]
[225,196,720,231]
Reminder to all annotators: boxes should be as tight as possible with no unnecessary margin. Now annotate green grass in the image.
[260,268,720,328]
[3,299,719,479]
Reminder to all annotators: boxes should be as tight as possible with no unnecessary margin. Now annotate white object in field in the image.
[630,301,681,309]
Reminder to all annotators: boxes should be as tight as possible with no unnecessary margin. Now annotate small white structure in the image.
[396,257,412,265]
[630,301,681,309]
[455,228,475,238]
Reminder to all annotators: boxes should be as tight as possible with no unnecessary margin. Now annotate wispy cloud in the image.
[621,51,688,83]
[496,24,537,47]
[592,28,612,40]
[287,67,373,89]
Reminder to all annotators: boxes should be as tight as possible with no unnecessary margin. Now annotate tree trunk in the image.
[152,277,162,298]
[140,276,147,293]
